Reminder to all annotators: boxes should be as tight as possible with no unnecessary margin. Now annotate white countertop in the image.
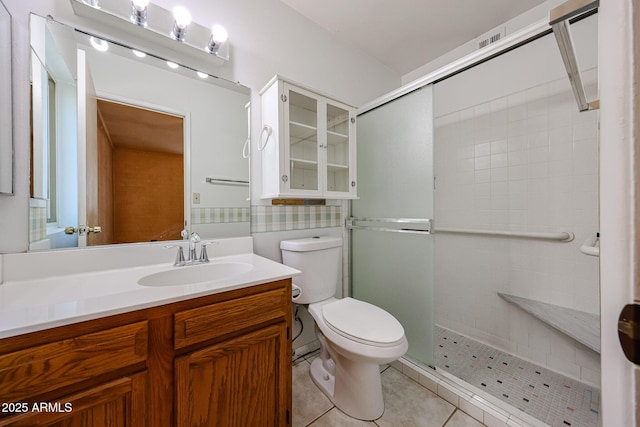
[0,240,299,339]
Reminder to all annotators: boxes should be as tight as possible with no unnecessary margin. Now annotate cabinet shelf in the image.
[327,163,349,171]
[290,121,317,143]
[327,130,348,145]
[291,158,318,170]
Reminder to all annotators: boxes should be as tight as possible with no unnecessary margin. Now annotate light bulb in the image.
[171,6,191,41]
[166,61,179,69]
[131,0,149,12]
[132,49,146,58]
[82,0,100,8]
[207,24,228,54]
[90,37,109,52]
[197,71,208,79]
[130,0,149,26]
[211,24,228,43]
[173,6,191,28]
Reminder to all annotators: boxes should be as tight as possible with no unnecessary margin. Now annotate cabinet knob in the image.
[351,117,355,124]
[281,175,289,183]
[351,181,356,187]
[281,94,288,102]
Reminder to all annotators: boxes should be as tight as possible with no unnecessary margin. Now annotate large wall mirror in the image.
[0,0,12,195]
[29,14,250,251]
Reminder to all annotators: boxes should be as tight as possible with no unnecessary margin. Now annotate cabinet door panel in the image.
[325,101,356,197]
[0,372,147,427]
[175,323,289,427]
[283,84,322,197]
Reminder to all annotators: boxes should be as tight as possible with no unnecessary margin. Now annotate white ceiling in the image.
[280,0,547,76]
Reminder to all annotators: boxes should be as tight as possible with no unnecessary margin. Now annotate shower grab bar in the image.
[433,227,575,242]
[346,217,432,235]
[549,0,599,112]
[580,232,600,256]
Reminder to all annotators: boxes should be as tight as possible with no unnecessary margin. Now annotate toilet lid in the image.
[322,298,405,347]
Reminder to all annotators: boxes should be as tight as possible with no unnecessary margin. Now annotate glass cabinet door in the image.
[325,102,352,195]
[286,87,320,193]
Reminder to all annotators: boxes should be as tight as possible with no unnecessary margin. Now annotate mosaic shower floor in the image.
[435,326,600,427]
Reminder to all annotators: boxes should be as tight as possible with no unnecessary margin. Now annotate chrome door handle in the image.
[64,225,102,235]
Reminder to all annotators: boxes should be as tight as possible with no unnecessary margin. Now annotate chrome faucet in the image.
[164,232,218,267]
[188,232,201,262]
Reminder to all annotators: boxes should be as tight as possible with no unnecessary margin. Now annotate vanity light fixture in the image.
[131,0,149,27]
[90,36,109,52]
[71,0,231,65]
[206,24,228,55]
[171,6,191,41]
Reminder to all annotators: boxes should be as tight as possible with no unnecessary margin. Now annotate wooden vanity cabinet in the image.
[0,279,292,427]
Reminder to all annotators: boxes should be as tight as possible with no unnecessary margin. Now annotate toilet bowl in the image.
[280,236,408,420]
[307,297,408,420]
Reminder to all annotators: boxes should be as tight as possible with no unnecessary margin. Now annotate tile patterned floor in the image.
[434,327,600,427]
[292,352,485,427]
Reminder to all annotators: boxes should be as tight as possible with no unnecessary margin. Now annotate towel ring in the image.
[258,125,272,151]
[242,138,250,158]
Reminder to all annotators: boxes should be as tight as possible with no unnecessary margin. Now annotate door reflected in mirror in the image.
[96,100,184,245]
[29,14,250,251]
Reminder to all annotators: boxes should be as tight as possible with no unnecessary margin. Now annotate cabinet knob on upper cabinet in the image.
[351,181,356,187]
[351,117,356,124]
[281,94,288,102]
[281,175,289,183]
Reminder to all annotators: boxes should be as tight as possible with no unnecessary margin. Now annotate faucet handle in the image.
[199,241,219,263]
[181,229,189,240]
[164,244,186,266]
[190,232,201,243]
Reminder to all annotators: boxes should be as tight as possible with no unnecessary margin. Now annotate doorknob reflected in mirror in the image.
[64,225,102,235]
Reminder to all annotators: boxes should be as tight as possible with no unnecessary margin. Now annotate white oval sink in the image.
[138,262,253,287]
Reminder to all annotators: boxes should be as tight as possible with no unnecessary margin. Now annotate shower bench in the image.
[498,293,600,353]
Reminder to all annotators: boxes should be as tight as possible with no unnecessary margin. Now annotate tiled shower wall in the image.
[433,70,600,386]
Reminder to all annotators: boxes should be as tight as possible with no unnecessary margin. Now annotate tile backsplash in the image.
[29,204,47,243]
[191,207,251,225]
[251,204,342,233]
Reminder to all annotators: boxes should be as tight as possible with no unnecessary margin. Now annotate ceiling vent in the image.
[477,26,506,50]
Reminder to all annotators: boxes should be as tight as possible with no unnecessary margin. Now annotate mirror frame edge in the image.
[0,0,14,196]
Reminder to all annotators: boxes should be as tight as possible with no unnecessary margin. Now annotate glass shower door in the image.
[351,85,435,366]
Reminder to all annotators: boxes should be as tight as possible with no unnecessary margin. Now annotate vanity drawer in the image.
[174,287,289,349]
[0,321,148,401]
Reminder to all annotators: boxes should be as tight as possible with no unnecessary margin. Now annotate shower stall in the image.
[351,10,600,427]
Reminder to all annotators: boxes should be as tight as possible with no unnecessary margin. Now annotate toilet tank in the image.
[280,236,342,304]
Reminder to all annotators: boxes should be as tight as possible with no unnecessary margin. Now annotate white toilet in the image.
[280,236,408,420]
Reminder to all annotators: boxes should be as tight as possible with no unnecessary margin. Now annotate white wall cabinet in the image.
[260,76,357,199]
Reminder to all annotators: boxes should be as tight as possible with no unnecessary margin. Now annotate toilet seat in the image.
[322,298,405,347]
